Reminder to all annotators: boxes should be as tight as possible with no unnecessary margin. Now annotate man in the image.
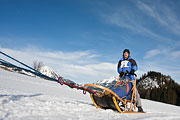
[117,49,144,112]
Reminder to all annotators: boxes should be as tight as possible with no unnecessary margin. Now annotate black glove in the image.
[130,69,135,75]
[120,72,125,77]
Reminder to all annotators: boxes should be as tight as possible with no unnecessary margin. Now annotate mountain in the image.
[39,66,60,80]
[0,60,81,90]
[96,76,117,88]
[1,68,180,120]
[0,61,60,79]
[137,71,180,106]
[137,71,171,89]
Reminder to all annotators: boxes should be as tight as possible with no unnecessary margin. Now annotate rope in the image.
[0,51,41,74]
[0,51,96,95]
[58,77,96,94]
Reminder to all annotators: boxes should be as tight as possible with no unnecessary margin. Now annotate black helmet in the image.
[123,49,130,55]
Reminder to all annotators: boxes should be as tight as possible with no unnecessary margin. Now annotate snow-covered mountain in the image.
[137,71,180,106]
[95,72,172,90]
[137,71,171,89]
[39,66,60,80]
[0,60,81,89]
[0,60,60,80]
[1,68,180,120]
[96,76,117,88]
[137,77,160,89]
[95,75,162,89]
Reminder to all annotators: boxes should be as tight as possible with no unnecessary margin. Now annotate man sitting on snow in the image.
[117,49,144,112]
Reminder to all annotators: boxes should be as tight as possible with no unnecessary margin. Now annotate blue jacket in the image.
[117,57,137,80]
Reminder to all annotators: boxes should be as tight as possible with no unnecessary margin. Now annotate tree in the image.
[33,60,44,71]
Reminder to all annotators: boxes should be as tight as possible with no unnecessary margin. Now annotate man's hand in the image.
[130,69,135,75]
[120,71,125,76]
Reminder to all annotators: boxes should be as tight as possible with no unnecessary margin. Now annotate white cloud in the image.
[136,0,180,36]
[97,0,180,49]
[144,48,180,60]
[144,49,161,59]
[0,47,117,83]
[138,61,180,83]
[1,46,179,83]
[141,47,180,83]
[101,3,176,45]
[171,51,180,59]
[44,50,98,61]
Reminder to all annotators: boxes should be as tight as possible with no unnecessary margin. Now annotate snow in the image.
[96,76,117,84]
[1,68,180,120]
[139,77,160,89]
[39,66,60,79]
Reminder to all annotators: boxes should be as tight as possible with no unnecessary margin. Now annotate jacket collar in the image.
[121,57,132,60]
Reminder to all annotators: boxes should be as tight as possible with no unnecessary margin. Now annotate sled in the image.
[84,77,145,113]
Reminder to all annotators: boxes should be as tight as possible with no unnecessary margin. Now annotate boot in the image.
[138,106,144,112]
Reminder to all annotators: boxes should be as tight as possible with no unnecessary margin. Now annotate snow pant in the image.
[131,81,142,107]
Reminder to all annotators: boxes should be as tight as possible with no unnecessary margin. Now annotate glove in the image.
[120,72,125,77]
[130,69,135,75]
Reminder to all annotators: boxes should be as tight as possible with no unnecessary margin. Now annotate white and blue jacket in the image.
[117,57,137,80]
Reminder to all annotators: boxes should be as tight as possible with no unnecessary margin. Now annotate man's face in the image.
[123,52,129,59]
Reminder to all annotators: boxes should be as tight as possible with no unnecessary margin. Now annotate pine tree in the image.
[137,71,180,106]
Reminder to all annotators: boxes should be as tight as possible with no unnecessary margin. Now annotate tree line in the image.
[137,71,180,106]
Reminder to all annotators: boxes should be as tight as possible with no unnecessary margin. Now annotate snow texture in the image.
[39,66,60,80]
[96,76,117,88]
[140,77,160,89]
[0,68,180,120]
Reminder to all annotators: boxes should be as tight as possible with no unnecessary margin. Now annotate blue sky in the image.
[0,0,180,83]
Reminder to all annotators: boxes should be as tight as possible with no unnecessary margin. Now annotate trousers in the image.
[131,81,142,107]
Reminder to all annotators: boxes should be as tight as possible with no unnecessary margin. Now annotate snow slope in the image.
[0,68,180,120]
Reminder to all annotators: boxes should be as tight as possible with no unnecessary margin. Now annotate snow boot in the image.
[138,106,144,112]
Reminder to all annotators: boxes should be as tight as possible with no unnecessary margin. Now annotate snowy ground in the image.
[0,68,180,120]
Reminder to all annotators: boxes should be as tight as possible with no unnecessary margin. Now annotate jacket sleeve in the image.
[117,60,122,74]
[129,59,138,72]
